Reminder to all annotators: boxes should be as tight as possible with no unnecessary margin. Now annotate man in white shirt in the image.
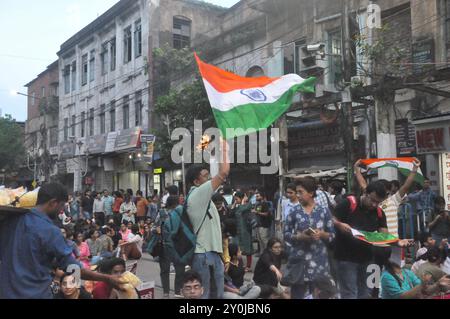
[282,183,300,223]
[93,192,106,227]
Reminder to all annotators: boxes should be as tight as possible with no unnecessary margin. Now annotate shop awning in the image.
[284,166,347,179]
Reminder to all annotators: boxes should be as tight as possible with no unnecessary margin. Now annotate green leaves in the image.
[154,79,215,160]
[152,45,215,161]
[0,115,25,171]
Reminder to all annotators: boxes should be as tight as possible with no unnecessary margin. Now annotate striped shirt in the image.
[380,191,403,237]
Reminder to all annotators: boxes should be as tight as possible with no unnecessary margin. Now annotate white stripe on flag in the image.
[203,74,306,112]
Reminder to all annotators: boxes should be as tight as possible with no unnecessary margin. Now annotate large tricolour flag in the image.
[360,158,424,185]
[195,53,317,139]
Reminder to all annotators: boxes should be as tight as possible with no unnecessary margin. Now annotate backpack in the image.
[161,193,211,265]
[347,195,383,218]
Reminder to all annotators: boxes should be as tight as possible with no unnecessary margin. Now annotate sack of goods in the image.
[0,186,38,208]
[117,271,142,299]
[0,186,26,206]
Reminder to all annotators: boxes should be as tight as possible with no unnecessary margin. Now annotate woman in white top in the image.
[120,194,137,224]
[119,224,143,261]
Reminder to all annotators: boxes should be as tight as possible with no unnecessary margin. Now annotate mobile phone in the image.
[306,227,317,235]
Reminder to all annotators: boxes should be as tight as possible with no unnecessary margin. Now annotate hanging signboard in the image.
[140,134,156,164]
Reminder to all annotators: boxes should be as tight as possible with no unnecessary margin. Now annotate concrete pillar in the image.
[74,166,82,192]
[376,132,398,181]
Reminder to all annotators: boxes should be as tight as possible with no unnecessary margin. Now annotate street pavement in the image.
[135,252,258,299]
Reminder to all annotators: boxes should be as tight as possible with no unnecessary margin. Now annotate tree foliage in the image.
[0,115,26,171]
[152,45,215,161]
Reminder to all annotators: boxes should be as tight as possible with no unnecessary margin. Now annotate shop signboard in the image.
[105,132,118,153]
[440,153,450,210]
[416,127,447,154]
[114,128,141,152]
[87,134,107,154]
[59,141,76,159]
[140,134,155,164]
[395,119,416,156]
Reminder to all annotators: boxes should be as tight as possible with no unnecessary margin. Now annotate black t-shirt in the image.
[111,233,122,249]
[228,259,245,288]
[255,201,271,228]
[253,250,286,287]
[81,196,94,213]
[334,197,388,263]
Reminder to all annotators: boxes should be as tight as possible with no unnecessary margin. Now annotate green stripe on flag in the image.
[398,168,424,185]
[359,231,398,243]
[212,77,317,139]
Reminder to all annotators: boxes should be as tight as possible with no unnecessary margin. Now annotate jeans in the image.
[159,254,185,295]
[83,211,92,220]
[223,286,261,299]
[105,213,113,223]
[291,282,313,299]
[337,260,372,299]
[192,252,224,299]
[113,213,122,226]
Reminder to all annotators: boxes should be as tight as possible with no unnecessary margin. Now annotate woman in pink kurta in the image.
[75,232,91,269]
[119,223,131,241]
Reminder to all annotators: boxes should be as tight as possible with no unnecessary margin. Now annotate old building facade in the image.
[53,0,225,194]
[24,61,59,187]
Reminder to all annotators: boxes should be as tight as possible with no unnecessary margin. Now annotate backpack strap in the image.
[184,189,213,236]
[376,207,383,219]
[195,201,212,236]
[348,195,383,218]
[348,195,357,213]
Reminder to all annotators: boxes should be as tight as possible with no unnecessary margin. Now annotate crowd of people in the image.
[1,137,450,299]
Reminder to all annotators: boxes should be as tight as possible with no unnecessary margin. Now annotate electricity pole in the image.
[341,0,355,192]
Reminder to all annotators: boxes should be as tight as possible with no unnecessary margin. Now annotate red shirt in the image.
[113,197,123,213]
[92,282,112,299]
[136,197,149,217]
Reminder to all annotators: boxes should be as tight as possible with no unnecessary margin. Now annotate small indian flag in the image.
[195,53,317,139]
[360,158,424,185]
[352,228,399,246]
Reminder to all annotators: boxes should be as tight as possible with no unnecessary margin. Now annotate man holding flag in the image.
[355,158,421,272]
[355,158,422,239]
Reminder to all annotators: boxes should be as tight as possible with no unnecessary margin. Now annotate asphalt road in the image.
[135,253,258,299]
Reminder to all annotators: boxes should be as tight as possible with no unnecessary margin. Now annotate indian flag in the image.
[195,53,317,138]
[360,158,424,185]
[352,229,399,246]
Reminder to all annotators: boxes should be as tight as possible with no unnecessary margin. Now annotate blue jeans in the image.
[192,252,224,299]
[291,282,313,299]
[83,211,92,220]
[337,260,371,299]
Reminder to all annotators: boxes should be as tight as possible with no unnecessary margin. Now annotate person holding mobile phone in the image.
[283,177,335,299]
[429,198,450,247]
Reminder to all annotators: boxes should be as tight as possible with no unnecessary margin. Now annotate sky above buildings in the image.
[0,0,240,122]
